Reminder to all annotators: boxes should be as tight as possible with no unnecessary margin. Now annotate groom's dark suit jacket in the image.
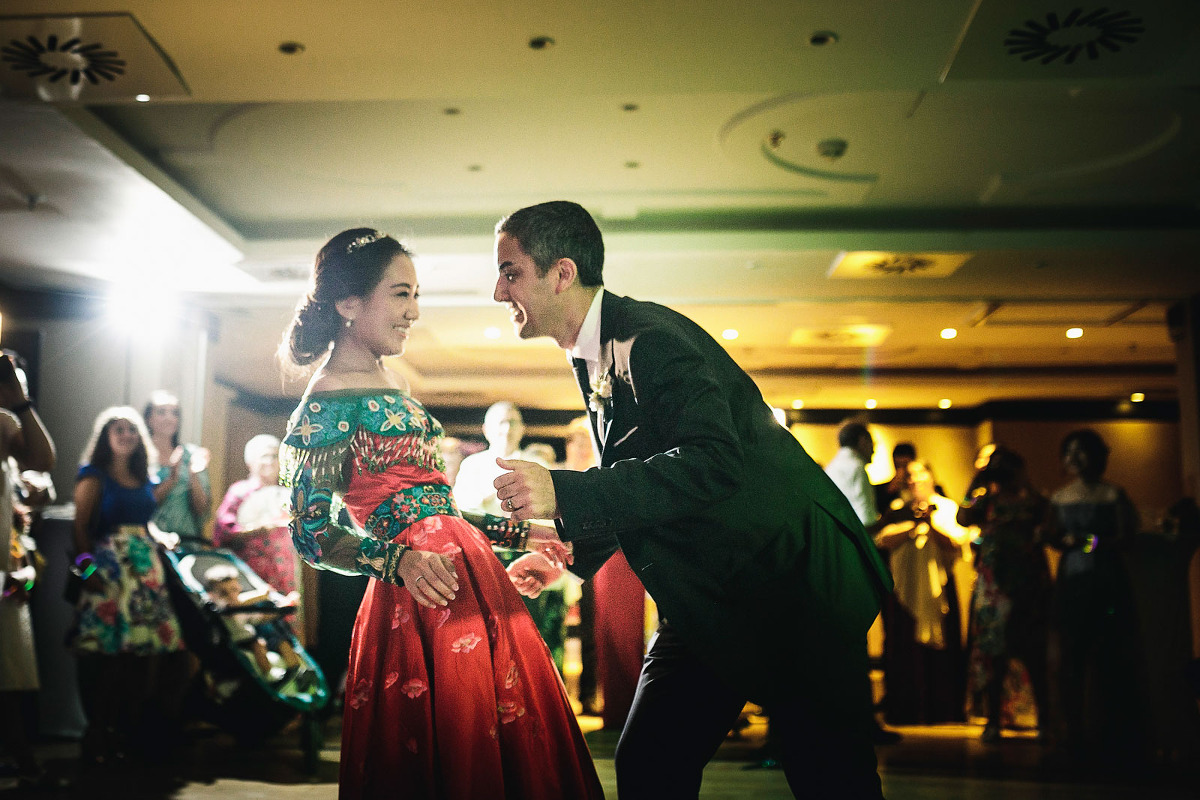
[552,291,894,702]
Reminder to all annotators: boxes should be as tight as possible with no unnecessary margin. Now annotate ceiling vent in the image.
[0,13,188,102]
[942,0,1193,81]
[828,251,973,279]
[1004,8,1144,65]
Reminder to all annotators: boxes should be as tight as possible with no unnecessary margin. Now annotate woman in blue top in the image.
[69,406,185,767]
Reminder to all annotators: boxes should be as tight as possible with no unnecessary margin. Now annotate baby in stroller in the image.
[201,563,313,690]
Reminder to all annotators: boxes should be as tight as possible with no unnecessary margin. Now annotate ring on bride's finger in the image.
[505,498,514,511]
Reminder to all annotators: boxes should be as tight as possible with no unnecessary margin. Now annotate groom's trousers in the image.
[613,621,884,799]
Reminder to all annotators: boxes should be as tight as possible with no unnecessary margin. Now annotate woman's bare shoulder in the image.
[307,365,408,395]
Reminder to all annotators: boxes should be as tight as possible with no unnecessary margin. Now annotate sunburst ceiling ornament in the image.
[1004,8,1145,65]
[0,14,189,101]
[1,33,125,86]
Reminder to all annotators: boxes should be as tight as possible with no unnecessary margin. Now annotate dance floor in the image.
[7,714,1198,799]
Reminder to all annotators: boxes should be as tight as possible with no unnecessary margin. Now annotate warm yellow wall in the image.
[991,419,1182,533]
[790,421,981,503]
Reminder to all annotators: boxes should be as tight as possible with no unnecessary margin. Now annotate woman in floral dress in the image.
[958,445,1051,742]
[279,227,603,799]
[69,406,186,766]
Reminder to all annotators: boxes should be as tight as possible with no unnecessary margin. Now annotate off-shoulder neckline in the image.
[302,388,414,401]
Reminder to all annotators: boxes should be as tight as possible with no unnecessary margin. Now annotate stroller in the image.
[160,543,329,770]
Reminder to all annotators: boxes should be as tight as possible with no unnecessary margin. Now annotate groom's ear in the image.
[551,257,578,294]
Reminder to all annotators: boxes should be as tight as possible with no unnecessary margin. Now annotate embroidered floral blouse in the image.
[280,390,527,586]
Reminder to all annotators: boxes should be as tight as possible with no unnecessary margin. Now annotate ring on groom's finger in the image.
[504,498,514,511]
[415,575,426,583]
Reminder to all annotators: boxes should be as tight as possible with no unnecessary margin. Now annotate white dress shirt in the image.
[824,446,879,526]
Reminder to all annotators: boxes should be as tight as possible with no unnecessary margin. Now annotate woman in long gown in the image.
[1043,428,1141,762]
[278,227,603,799]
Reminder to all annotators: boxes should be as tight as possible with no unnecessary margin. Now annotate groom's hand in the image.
[494,458,559,521]
[507,552,565,598]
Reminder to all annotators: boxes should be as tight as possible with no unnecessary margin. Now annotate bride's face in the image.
[342,255,421,358]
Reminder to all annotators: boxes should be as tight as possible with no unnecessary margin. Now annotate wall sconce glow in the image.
[722,329,739,340]
[1130,392,1145,403]
[771,407,787,427]
[791,399,804,409]
[135,94,150,102]
[940,328,957,340]
[1066,327,1083,339]
[938,399,952,409]
[483,326,502,340]
[865,399,877,409]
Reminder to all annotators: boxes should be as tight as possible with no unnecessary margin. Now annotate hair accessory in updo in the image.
[346,231,387,254]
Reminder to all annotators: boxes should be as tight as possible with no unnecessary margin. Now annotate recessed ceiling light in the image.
[722,329,738,340]
[622,103,639,112]
[529,35,555,50]
[1130,392,1145,403]
[467,164,483,172]
[938,399,952,409]
[135,94,150,102]
[278,41,305,55]
[1066,327,1083,339]
[809,30,839,46]
[483,326,501,340]
[940,328,957,340]
[625,161,640,169]
[443,107,461,115]
[791,399,805,409]
[865,399,877,409]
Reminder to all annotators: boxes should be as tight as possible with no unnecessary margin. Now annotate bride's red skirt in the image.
[339,494,603,799]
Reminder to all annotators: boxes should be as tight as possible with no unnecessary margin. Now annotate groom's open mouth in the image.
[509,305,525,325]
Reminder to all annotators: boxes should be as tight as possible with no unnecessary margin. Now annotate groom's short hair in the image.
[496,201,604,287]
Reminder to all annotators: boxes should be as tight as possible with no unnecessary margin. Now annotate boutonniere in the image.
[589,372,613,413]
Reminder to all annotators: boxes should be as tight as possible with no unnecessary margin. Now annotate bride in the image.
[277,227,602,799]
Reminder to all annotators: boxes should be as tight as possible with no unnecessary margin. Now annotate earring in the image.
[345,318,353,328]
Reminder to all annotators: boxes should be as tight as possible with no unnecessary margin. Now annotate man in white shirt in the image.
[824,422,879,528]
[452,401,567,670]
[453,401,532,515]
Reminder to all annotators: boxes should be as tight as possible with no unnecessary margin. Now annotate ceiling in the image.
[1,0,1198,413]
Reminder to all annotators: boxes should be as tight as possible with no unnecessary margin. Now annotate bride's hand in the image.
[526,524,572,567]
[396,549,459,609]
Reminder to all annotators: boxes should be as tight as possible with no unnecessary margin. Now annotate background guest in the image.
[212,434,297,597]
[875,460,971,725]
[874,442,916,516]
[565,416,601,715]
[143,390,211,543]
[0,352,56,787]
[825,421,878,529]
[958,445,1051,742]
[453,401,568,670]
[68,407,186,768]
[1043,428,1142,764]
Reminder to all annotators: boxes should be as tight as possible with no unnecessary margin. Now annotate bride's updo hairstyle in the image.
[279,227,412,371]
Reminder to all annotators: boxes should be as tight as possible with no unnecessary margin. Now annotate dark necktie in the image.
[571,357,591,399]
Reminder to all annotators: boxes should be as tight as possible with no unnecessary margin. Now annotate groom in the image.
[492,201,893,799]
